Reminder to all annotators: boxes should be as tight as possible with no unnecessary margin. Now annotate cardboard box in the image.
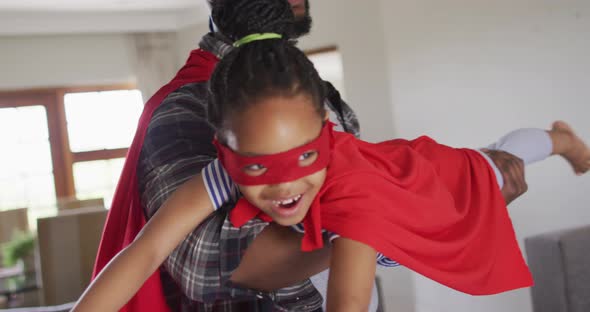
[36,207,107,305]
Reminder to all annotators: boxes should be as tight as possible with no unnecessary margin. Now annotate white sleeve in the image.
[201,159,240,210]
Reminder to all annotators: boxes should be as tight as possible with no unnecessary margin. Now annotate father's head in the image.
[207,0,312,37]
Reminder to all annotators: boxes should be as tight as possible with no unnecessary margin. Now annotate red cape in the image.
[92,49,218,312]
[231,129,533,295]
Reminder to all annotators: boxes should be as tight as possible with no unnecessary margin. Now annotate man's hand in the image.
[482,149,528,205]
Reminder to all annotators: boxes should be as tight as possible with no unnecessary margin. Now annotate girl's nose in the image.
[265,181,295,196]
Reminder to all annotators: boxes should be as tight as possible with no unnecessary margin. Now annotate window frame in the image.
[0,83,137,200]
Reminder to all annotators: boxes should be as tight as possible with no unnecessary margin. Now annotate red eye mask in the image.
[214,122,334,186]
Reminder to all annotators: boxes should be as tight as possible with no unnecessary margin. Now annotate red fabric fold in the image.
[230,131,533,295]
[91,49,218,312]
[231,199,273,227]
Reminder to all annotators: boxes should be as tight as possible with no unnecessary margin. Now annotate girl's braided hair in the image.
[208,0,326,132]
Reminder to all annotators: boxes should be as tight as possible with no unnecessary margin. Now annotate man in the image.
[93,0,528,310]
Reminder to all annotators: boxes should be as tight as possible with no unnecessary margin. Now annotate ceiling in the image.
[0,0,206,12]
[0,0,210,35]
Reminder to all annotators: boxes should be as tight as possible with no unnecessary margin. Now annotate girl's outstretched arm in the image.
[327,238,377,312]
[72,173,214,312]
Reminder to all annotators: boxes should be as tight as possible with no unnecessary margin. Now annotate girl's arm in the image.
[72,173,214,312]
[327,238,377,312]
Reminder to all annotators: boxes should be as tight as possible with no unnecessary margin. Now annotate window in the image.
[73,158,126,203]
[0,85,142,218]
[0,106,55,219]
[1,48,345,219]
[64,89,143,204]
[64,90,143,152]
[307,46,346,98]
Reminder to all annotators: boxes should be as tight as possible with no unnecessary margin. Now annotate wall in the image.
[378,1,590,312]
[299,0,395,143]
[176,22,209,68]
[0,34,136,90]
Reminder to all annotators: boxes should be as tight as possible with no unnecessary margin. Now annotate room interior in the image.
[1,0,589,311]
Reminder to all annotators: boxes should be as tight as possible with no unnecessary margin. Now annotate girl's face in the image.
[223,94,327,226]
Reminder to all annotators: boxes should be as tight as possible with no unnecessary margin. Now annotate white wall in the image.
[299,0,395,143]
[378,1,590,312]
[176,23,209,68]
[0,34,136,90]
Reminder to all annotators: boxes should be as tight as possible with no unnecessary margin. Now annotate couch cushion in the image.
[559,227,590,312]
[525,225,590,312]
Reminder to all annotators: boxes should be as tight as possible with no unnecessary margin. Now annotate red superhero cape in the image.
[92,49,218,312]
[231,128,533,295]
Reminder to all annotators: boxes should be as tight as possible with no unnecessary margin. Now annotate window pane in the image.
[0,106,56,222]
[19,141,53,176]
[0,178,26,208]
[308,50,346,98]
[0,106,49,144]
[64,90,143,152]
[73,158,125,208]
[24,175,58,221]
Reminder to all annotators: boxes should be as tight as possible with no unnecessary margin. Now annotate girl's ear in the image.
[324,110,330,122]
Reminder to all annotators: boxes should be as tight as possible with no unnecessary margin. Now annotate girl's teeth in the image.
[273,194,302,206]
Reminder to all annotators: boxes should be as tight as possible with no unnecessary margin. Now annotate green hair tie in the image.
[233,33,283,47]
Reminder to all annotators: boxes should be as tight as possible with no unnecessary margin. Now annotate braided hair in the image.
[208,0,312,36]
[208,0,326,135]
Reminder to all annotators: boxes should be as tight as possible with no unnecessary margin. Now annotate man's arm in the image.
[482,149,528,205]
[230,223,332,291]
[137,83,221,304]
[138,83,216,219]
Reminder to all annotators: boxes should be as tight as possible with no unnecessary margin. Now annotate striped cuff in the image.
[291,224,305,234]
[376,253,400,267]
[202,159,239,210]
[328,233,341,242]
[290,224,341,243]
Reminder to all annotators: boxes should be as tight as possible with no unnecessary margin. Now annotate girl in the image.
[74,0,590,311]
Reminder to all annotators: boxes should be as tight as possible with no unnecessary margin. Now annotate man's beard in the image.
[293,0,312,37]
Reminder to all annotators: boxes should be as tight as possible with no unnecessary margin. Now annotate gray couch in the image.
[525,225,590,312]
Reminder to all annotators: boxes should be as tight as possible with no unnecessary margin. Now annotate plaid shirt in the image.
[136,33,361,311]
